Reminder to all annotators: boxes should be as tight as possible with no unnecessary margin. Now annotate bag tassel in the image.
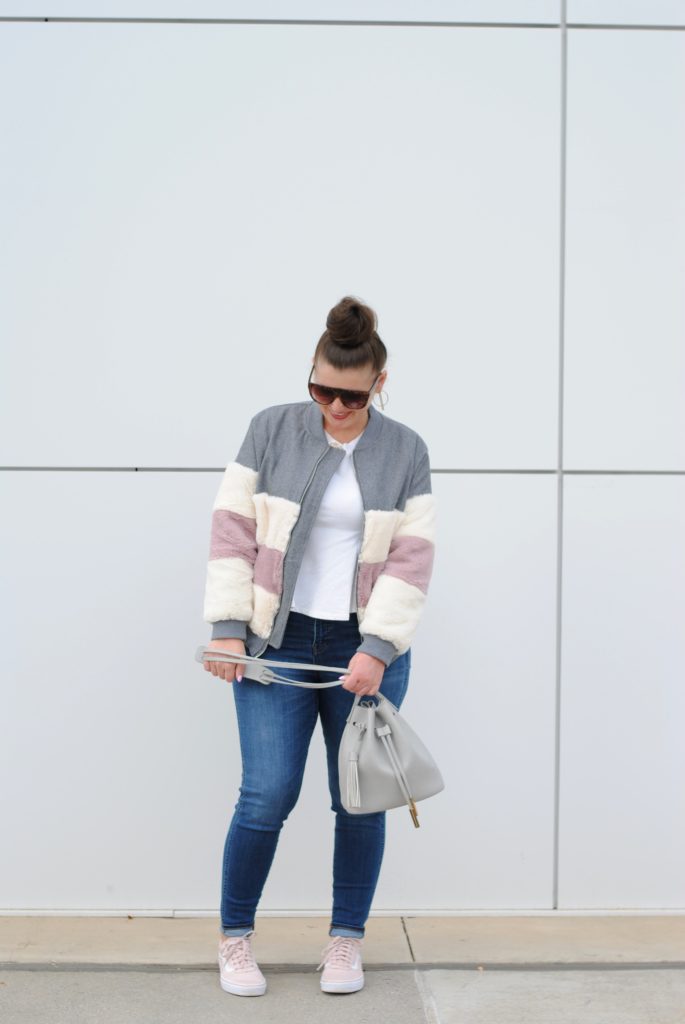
[347,751,361,808]
[346,721,366,808]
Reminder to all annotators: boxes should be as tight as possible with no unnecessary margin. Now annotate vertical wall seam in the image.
[553,0,568,912]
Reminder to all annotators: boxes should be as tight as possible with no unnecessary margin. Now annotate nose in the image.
[331,396,347,414]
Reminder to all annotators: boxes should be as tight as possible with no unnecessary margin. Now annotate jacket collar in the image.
[304,399,384,450]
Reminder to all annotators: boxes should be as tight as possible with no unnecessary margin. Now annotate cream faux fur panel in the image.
[203,556,255,623]
[250,583,281,638]
[356,574,426,655]
[359,508,403,564]
[213,462,258,520]
[395,493,436,543]
[253,493,301,552]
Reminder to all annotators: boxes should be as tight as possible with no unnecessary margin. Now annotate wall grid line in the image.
[1,16,685,30]
[552,0,568,915]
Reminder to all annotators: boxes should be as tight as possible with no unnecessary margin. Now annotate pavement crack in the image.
[401,916,417,962]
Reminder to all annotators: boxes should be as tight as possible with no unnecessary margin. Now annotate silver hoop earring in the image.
[374,390,389,411]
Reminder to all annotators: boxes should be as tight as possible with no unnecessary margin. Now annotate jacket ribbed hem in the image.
[356,633,399,667]
[211,619,248,641]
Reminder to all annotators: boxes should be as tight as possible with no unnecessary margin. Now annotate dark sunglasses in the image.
[307,367,381,410]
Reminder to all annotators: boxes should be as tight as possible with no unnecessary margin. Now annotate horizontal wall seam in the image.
[0,18,562,28]
[1,17,685,30]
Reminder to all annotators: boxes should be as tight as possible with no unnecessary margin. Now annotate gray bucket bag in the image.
[195,646,444,828]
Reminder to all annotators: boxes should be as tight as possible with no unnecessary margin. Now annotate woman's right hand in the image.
[203,638,247,684]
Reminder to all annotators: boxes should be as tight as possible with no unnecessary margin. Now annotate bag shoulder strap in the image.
[195,645,350,688]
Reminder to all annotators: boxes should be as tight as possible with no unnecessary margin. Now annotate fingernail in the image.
[236,674,243,682]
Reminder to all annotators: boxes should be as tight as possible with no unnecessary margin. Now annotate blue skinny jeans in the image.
[220,609,411,939]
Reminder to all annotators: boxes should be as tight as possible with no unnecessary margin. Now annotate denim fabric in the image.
[219,610,411,940]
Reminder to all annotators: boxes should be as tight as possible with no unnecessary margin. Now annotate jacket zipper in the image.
[300,443,332,507]
[251,443,333,659]
[351,450,364,615]
[279,442,332,573]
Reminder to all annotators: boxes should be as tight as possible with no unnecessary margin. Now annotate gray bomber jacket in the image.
[203,399,436,666]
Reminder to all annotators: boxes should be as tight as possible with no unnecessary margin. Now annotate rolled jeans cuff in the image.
[329,924,365,938]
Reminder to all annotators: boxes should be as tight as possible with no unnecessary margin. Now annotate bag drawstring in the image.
[376,723,420,828]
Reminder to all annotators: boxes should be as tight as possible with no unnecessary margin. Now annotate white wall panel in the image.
[375,472,558,911]
[0,22,559,471]
[565,30,685,470]
[559,476,685,908]
[0,1,560,25]
[569,1,685,26]
[3,2,683,921]
[0,469,231,910]
[1,470,558,912]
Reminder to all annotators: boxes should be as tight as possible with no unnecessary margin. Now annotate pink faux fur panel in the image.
[253,546,284,596]
[383,534,434,594]
[357,561,386,609]
[209,509,258,564]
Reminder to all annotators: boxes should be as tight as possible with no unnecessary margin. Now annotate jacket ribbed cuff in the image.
[210,619,248,641]
[356,633,399,667]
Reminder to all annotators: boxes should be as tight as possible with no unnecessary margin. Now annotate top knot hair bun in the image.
[315,295,387,372]
[325,297,376,348]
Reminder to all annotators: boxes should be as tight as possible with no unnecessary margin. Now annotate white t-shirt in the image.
[290,428,365,620]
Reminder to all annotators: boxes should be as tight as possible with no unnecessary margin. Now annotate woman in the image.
[202,295,436,997]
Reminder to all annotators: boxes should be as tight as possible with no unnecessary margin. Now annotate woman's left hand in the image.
[339,652,386,697]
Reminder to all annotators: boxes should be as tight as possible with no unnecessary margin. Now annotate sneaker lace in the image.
[220,933,258,971]
[317,936,361,972]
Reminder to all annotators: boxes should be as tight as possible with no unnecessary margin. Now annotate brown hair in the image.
[313,295,387,373]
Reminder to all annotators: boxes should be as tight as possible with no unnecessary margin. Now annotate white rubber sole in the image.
[220,976,267,997]
[320,976,365,994]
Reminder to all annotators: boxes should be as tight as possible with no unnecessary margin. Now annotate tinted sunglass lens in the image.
[309,384,336,405]
[309,381,370,409]
[341,393,368,410]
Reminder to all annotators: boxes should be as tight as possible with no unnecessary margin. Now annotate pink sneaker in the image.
[317,935,364,993]
[218,930,267,996]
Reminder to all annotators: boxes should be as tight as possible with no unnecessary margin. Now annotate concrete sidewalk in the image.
[2,915,685,1023]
